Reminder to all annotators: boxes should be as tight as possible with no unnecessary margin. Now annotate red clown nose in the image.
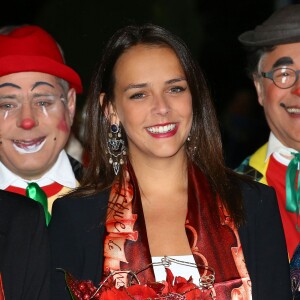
[19,118,37,130]
[292,87,300,96]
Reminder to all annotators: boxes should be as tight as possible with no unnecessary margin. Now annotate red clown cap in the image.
[0,25,83,93]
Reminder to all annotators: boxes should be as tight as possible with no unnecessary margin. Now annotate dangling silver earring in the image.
[107,123,126,175]
[186,133,197,158]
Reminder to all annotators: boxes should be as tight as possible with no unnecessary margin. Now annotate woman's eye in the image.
[129,93,145,100]
[169,86,186,93]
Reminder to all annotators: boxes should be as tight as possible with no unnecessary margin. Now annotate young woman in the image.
[49,24,291,299]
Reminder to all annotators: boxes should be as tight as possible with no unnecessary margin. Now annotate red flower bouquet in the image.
[65,268,214,300]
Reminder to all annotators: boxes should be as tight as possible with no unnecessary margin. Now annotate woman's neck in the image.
[129,152,190,256]
[129,152,188,199]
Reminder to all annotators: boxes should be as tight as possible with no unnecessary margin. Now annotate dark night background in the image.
[1,0,299,168]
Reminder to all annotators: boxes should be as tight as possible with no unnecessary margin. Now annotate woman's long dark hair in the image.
[79,23,245,225]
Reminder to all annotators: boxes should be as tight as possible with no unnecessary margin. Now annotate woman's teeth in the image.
[147,124,176,134]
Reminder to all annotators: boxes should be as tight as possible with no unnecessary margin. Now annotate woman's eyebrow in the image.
[124,83,148,92]
[165,77,186,84]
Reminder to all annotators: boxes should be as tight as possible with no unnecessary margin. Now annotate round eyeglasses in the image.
[261,67,300,89]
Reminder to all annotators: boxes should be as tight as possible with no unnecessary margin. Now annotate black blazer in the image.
[49,181,292,300]
[0,190,50,300]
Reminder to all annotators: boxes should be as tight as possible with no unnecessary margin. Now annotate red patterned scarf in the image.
[0,274,5,300]
[103,163,251,299]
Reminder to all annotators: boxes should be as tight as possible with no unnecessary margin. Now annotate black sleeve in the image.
[239,182,292,300]
[49,193,109,300]
[49,198,81,300]
[22,204,51,300]
[2,198,50,300]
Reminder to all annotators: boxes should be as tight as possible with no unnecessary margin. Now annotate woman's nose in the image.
[153,94,170,115]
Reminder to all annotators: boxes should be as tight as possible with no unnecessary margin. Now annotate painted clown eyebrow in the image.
[31,81,55,91]
[0,81,55,91]
[272,56,294,69]
[0,83,21,89]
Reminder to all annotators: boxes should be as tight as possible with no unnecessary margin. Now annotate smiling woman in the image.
[110,45,192,163]
[49,23,292,300]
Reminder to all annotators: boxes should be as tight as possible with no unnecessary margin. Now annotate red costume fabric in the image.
[266,154,300,257]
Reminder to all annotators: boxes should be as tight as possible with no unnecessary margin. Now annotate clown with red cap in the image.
[0,25,83,225]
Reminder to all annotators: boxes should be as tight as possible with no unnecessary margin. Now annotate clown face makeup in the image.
[0,72,76,180]
[255,43,300,150]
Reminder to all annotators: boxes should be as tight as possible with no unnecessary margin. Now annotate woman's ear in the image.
[99,92,106,109]
[99,93,119,123]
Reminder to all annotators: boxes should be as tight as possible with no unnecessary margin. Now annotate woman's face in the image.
[111,44,193,163]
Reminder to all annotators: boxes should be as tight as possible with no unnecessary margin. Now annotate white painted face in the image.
[254,42,300,150]
[0,72,76,180]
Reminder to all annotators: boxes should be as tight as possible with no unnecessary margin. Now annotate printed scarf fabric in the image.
[0,274,5,300]
[103,163,252,299]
